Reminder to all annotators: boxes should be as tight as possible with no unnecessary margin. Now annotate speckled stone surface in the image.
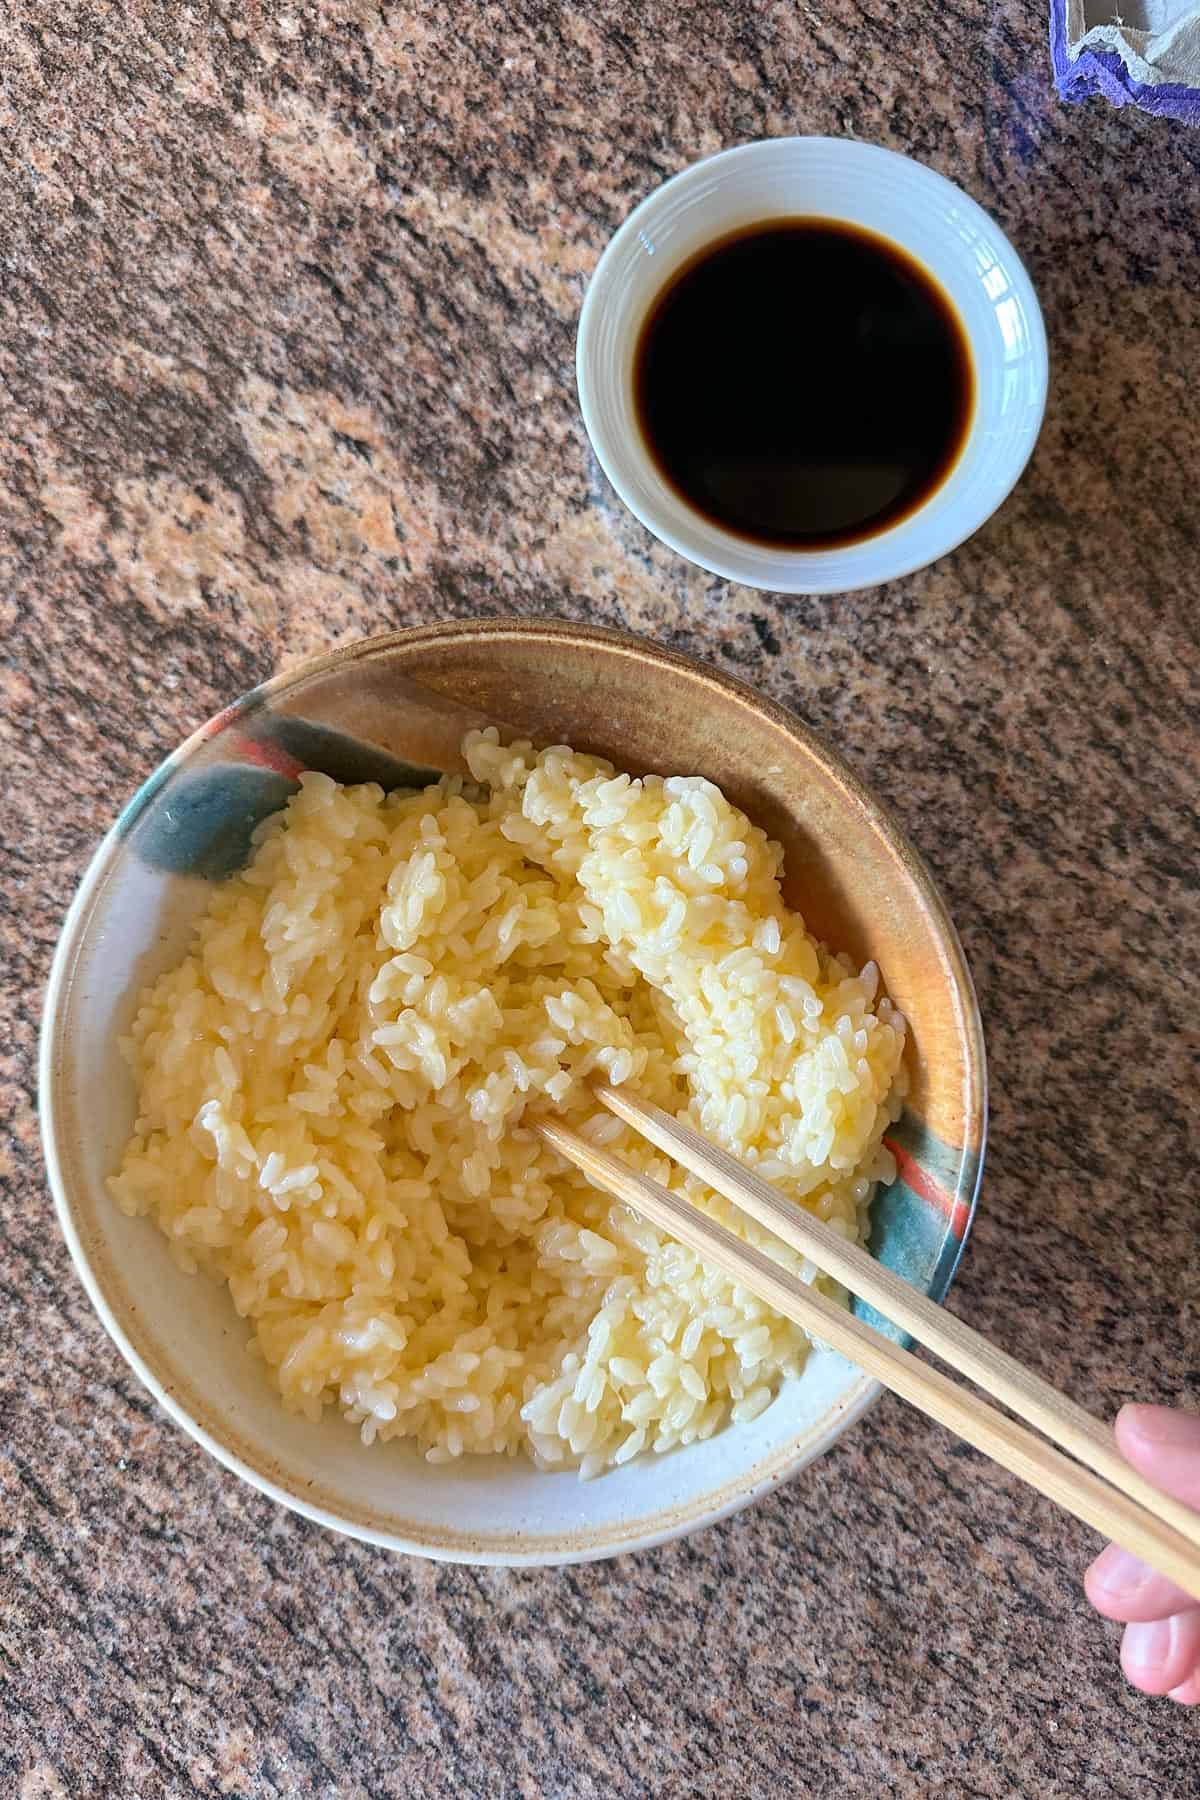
[2,4,1199,1795]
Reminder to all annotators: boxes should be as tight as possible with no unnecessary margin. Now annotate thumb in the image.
[1115,1404,1200,1509]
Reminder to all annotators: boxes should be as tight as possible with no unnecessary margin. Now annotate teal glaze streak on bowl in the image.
[125,766,301,880]
[119,706,441,881]
[853,1106,984,1345]
[114,688,263,848]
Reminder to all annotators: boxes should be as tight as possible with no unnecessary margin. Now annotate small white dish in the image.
[576,137,1048,595]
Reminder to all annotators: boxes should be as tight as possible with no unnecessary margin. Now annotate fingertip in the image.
[1085,1544,1139,1619]
[1116,1403,1200,1453]
[1121,1619,1177,1696]
[1084,1544,1197,1623]
[1084,1551,1108,1604]
[1114,1405,1200,1508]
[1167,1673,1200,1706]
[1121,1609,1200,1698]
[1115,1402,1161,1449]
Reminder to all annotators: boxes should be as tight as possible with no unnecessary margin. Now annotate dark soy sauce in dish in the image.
[634,218,974,550]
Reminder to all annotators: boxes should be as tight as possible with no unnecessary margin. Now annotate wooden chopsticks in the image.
[591,1084,1200,1558]
[535,1093,1200,1600]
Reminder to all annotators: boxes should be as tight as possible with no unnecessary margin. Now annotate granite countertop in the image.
[3,4,1199,1795]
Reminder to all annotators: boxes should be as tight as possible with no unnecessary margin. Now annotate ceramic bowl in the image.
[577,136,1048,594]
[41,621,986,1564]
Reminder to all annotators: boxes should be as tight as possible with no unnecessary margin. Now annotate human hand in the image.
[1085,1404,1200,1703]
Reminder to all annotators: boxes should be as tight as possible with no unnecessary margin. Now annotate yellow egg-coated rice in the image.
[110,730,906,1475]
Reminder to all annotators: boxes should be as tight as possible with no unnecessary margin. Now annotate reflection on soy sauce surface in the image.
[634,219,975,551]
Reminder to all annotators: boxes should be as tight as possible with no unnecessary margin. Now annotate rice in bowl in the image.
[110,730,907,1477]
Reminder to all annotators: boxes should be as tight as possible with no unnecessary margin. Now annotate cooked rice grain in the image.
[110,730,906,1472]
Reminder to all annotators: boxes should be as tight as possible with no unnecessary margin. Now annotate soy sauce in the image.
[634,219,973,550]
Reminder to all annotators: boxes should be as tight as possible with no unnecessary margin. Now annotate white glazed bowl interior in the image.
[577,137,1048,594]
